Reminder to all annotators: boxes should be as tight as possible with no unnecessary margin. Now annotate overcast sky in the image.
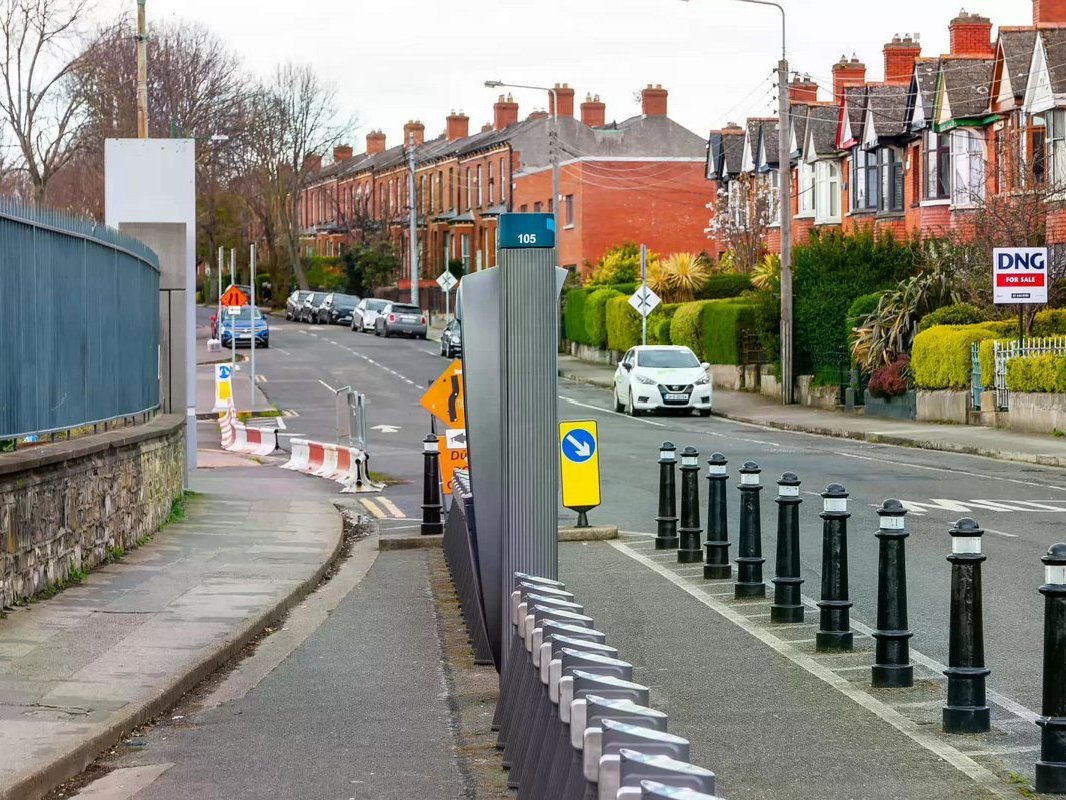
[99,0,1028,148]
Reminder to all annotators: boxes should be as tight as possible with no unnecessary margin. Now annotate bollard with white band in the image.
[703,453,730,580]
[872,499,913,688]
[677,447,702,564]
[734,462,765,599]
[771,472,803,623]
[817,484,853,653]
[421,434,444,535]
[655,443,679,550]
[1037,543,1066,793]
[943,517,990,734]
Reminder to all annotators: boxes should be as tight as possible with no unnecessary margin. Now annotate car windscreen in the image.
[334,295,359,308]
[366,299,388,311]
[637,349,699,369]
[225,307,263,321]
[391,305,421,315]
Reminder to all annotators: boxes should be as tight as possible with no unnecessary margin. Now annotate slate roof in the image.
[999,29,1039,100]
[790,104,810,156]
[759,120,780,168]
[706,130,724,179]
[805,105,842,157]
[908,57,941,128]
[721,128,746,175]
[940,57,995,119]
[843,86,867,143]
[864,84,909,139]
[1042,28,1066,95]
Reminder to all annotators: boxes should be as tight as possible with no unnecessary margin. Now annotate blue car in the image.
[219,306,269,348]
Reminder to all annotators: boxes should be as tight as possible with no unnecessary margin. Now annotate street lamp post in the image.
[682,0,792,404]
[484,80,561,237]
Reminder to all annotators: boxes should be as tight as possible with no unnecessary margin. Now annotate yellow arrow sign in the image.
[559,420,601,510]
[421,359,465,428]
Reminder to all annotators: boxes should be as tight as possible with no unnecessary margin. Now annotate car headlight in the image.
[695,375,710,385]
[635,374,657,385]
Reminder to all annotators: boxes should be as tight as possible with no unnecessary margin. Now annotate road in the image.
[73,313,1061,797]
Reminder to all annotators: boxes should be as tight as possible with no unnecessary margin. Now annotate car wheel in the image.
[262,341,270,349]
[614,390,624,413]
[698,409,711,417]
[626,390,638,417]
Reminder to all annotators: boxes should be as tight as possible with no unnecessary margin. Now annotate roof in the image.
[843,86,867,142]
[790,104,810,155]
[1042,28,1066,95]
[863,84,909,139]
[721,128,745,175]
[999,29,1039,100]
[759,120,780,167]
[939,57,995,119]
[908,57,941,128]
[805,105,841,157]
[706,130,724,180]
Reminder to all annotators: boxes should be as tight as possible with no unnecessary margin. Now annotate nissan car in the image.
[613,345,711,416]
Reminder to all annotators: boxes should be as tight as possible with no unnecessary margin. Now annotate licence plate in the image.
[665,393,688,401]
[401,315,417,323]
[238,333,251,339]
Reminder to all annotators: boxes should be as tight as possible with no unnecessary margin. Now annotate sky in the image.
[97,0,1029,150]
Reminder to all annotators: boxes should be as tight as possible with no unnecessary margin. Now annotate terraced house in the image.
[298,84,708,287]
[707,0,1066,262]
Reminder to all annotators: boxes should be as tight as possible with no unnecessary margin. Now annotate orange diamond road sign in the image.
[220,286,249,307]
[437,429,469,495]
[421,359,465,428]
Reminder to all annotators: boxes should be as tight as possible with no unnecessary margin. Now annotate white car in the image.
[353,297,389,333]
[613,345,713,416]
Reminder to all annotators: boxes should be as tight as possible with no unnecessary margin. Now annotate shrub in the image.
[978,338,997,389]
[649,304,681,345]
[563,288,591,345]
[911,325,1001,390]
[587,242,659,286]
[701,301,756,365]
[669,302,704,355]
[869,355,911,398]
[1033,309,1066,336]
[845,291,885,354]
[696,274,753,300]
[1006,354,1066,393]
[917,303,986,332]
[605,296,644,352]
[611,283,638,295]
[584,288,622,349]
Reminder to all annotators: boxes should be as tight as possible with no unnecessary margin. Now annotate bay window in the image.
[950,129,984,206]
[728,180,748,228]
[798,159,814,216]
[852,148,877,211]
[878,147,903,212]
[924,131,950,200]
[814,160,841,223]
[1047,110,1066,190]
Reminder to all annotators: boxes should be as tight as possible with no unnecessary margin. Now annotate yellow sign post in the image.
[421,359,465,429]
[559,420,601,527]
[213,363,234,412]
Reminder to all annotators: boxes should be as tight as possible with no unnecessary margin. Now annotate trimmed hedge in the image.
[917,303,986,332]
[563,288,592,345]
[696,274,752,300]
[1033,309,1066,336]
[584,288,622,349]
[1006,354,1066,393]
[912,325,1001,390]
[649,304,681,345]
[606,296,644,352]
[701,300,756,365]
[670,302,704,355]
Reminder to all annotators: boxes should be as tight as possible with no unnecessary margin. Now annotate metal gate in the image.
[992,336,1066,411]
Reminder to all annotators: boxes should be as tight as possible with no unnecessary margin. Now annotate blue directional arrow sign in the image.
[561,428,596,463]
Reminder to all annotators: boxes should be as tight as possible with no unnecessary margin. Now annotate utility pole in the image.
[778,56,794,405]
[548,92,561,238]
[136,0,149,138]
[407,132,419,307]
[250,243,256,412]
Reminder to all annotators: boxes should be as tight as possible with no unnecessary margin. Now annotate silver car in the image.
[353,297,389,333]
[375,302,428,339]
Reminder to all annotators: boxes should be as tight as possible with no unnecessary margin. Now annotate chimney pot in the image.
[403,119,425,147]
[832,56,867,104]
[493,93,519,131]
[446,111,469,142]
[641,84,669,117]
[366,130,386,155]
[548,82,576,117]
[949,10,993,56]
[580,92,606,126]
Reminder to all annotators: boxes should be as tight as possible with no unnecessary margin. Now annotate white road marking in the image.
[559,396,665,427]
[360,498,385,518]
[72,764,173,798]
[835,452,1066,493]
[985,528,1019,539]
[274,348,291,355]
[255,374,267,383]
[378,498,406,518]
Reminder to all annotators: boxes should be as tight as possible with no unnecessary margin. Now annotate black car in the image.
[299,292,322,322]
[285,290,312,320]
[317,293,361,325]
[440,318,462,358]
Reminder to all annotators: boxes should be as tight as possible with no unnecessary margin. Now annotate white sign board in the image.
[993,247,1048,305]
[436,271,458,292]
[629,286,661,318]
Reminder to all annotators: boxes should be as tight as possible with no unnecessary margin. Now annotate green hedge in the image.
[649,304,681,345]
[696,274,752,300]
[605,296,643,352]
[701,301,756,365]
[563,288,592,345]
[670,302,704,355]
[917,303,986,332]
[1006,354,1066,392]
[584,288,622,349]
[912,325,1001,390]
[1033,309,1066,336]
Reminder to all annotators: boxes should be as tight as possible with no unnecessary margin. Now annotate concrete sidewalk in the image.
[560,354,1066,468]
[0,464,344,800]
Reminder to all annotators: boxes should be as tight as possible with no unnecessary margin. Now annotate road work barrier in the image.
[217,405,277,457]
[279,438,383,494]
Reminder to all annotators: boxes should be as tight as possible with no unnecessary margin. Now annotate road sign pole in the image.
[229,248,236,373]
[250,243,256,413]
[640,244,647,346]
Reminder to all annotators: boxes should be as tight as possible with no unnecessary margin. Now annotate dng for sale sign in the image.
[993,247,1048,305]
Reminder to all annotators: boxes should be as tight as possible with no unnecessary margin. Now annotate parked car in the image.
[440,318,462,358]
[375,302,428,339]
[317,293,360,325]
[285,290,311,320]
[613,345,711,416]
[219,305,269,349]
[353,297,390,333]
[299,292,324,322]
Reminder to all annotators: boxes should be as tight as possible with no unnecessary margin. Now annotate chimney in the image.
[303,153,322,172]
[1035,0,1066,25]
[481,122,492,132]
[883,34,922,85]
[333,144,353,162]
[949,11,993,56]
[832,55,867,105]
[403,120,425,147]
[446,110,469,142]
[789,75,819,104]
[548,82,575,117]
[494,93,519,130]
[581,93,606,127]
[641,84,669,117]
[366,130,386,155]
[528,109,548,120]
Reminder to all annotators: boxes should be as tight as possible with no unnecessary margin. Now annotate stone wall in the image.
[1007,392,1066,434]
[0,415,184,606]
[916,390,970,424]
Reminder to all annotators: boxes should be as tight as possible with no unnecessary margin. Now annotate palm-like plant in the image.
[658,252,711,303]
[750,253,780,292]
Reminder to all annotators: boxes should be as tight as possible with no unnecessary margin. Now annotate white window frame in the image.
[814,160,841,223]
[477,165,483,208]
[950,128,985,208]
[798,159,814,217]
[765,170,780,226]
[1047,110,1066,191]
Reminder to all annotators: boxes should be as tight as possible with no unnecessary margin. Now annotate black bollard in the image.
[655,442,679,550]
[704,453,731,579]
[872,499,913,688]
[943,518,990,734]
[677,447,702,563]
[1037,543,1066,793]
[770,472,803,623]
[816,484,853,652]
[734,462,765,599]
[421,434,443,535]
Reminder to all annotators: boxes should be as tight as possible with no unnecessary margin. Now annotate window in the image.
[488,162,495,205]
[727,180,748,228]
[448,168,455,210]
[766,170,780,224]
[852,149,878,211]
[477,165,483,207]
[519,204,528,212]
[923,131,950,200]
[533,201,543,212]
[461,233,471,273]
[565,194,574,227]
[1047,111,1066,190]
[500,157,507,204]
[814,160,841,223]
[950,129,984,206]
[465,168,472,209]
[798,160,814,216]
[878,147,903,212]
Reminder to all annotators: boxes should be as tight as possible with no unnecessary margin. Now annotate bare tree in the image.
[0,0,92,203]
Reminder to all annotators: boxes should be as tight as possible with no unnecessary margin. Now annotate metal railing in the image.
[991,336,1066,411]
[0,197,161,441]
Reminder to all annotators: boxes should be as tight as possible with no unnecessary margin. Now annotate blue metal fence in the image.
[0,197,161,439]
